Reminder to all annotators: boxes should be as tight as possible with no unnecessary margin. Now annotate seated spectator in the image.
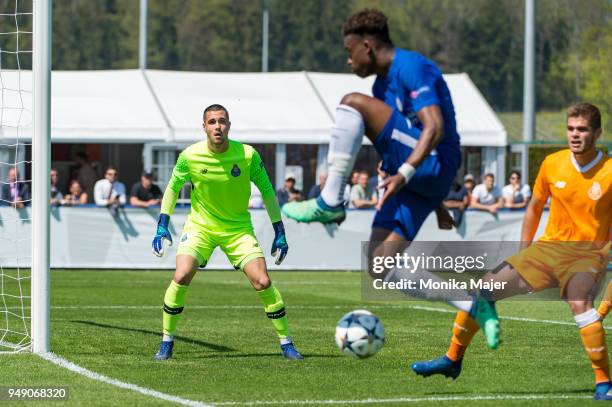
[463,173,476,205]
[368,160,386,192]
[276,175,302,206]
[307,171,327,199]
[63,179,88,206]
[349,171,377,209]
[1,167,30,208]
[350,170,360,188]
[443,181,469,226]
[75,152,98,203]
[50,168,63,206]
[471,173,503,214]
[248,182,264,209]
[503,170,531,209]
[130,171,162,208]
[94,166,126,215]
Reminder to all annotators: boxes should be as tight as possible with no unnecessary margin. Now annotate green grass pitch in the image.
[0,270,606,406]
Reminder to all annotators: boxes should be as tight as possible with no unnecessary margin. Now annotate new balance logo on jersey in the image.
[200,168,208,174]
[231,164,241,177]
[554,181,566,189]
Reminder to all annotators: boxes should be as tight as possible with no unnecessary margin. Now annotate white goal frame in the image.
[31,0,51,354]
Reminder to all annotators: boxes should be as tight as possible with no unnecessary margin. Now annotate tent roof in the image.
[0,69,506,146]
[145,70,332,144]
[0,69,167,142]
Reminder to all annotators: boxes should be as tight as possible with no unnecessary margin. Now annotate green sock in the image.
[257,283,290,339]
[162,280,189,336]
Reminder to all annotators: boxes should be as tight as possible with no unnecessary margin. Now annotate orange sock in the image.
[598,282,612,319]
[580,321,610,384]
[446,311,480,362]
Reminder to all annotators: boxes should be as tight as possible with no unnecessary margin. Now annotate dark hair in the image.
[510,170,521,179]
[484,173,495,180]
[567,102,601,130]
[69,179,83,189]
[203,104,229,121]
[342,9,393,45]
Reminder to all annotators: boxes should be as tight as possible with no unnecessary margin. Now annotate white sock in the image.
[162,334,174,342]
[280,336,292,345]
[384,268,473,311]
[320,104,364,206]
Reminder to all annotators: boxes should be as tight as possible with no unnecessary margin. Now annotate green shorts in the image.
[176,221,264,270]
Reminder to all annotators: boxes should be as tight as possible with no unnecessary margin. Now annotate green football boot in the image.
[469,298,500,350]
[282,197,346,225]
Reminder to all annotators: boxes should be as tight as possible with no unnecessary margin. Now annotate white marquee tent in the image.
[1,69,506,147]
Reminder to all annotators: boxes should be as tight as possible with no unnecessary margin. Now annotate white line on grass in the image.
[212,394,591,405]
[39,352,213,407]
[47,303,603,329]
[37,306,594,406]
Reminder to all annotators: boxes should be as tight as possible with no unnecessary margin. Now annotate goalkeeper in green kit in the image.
[152,104,303,360]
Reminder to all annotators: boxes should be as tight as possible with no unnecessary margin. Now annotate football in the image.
[335,309,385,359]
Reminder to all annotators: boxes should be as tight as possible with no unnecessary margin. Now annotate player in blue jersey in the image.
[283,9,500,350]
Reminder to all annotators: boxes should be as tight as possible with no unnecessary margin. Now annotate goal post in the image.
[31,0,51,354]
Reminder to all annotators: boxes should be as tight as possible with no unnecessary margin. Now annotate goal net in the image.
[0,0,50,353]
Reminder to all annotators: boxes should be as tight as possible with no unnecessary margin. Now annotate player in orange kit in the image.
[412,102,612,400]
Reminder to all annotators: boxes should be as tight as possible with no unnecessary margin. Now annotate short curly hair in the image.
[342,9,393,45]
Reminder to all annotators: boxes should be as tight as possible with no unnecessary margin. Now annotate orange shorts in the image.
[505,241,610,296]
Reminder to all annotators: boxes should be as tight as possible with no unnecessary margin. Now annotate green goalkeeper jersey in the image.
[161,140,281,230]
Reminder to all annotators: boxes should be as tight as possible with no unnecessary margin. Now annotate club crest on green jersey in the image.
[231,164,241,177]
[200,168,208,174]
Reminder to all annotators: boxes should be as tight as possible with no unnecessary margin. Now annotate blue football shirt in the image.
[372,48,460,155]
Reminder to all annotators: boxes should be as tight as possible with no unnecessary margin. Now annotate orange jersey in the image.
[533,149,611,242]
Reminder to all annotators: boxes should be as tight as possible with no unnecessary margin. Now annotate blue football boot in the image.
[281,342,304,360]
[594,381,612,400]
[411,355,462,380]
[154,340,174,361]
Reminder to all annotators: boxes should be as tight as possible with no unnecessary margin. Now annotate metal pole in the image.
[32,0,52,354]
[522,0,535,180]
[139,0,148,69]
[261,0,269,72]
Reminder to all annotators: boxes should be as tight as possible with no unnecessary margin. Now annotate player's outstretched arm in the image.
[519,195,546,250]
[250,150,289,264]
[519,161,549,249]
[152,153,189,257]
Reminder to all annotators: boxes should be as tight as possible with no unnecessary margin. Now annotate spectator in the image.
[94,166,126,215]
[63,179,88,206]
[50,168,63,206]
[471,173,503,214]
[1,168,30,208]
[502,170,531,209]
[368,161,386,191]
[130,171,162,208]
[276,175,302,206]
[349,171,377,209]
[350,170,360,187]
[443,181,469,226]
[75,152,98,204]
[463,173,476,205]
[307,171,327,199]
[248,182,264,209]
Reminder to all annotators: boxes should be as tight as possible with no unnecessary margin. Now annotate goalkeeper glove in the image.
[152,214,173,257]
[271,221,289,265]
